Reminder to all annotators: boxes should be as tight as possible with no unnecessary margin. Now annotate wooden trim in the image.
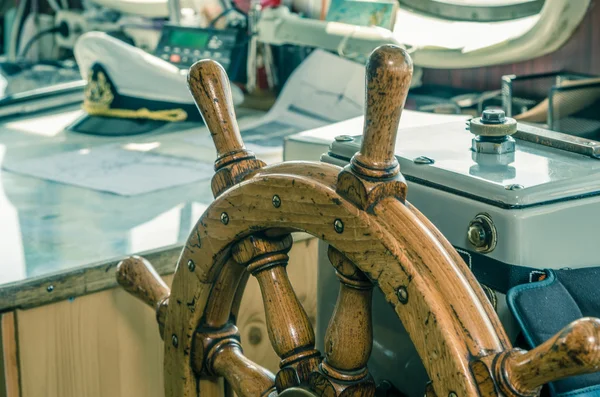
[0,246,182,313]
[0,312,20,397]
[0,232,314,314]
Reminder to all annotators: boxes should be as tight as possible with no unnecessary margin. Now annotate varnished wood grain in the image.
[0,312,20,397]
[314,247,375,396]
[164,172,504,397]
[211,158,267,198]
[231,234,293,273]
[372,196,509,396]
[232,234,319,390]
[352,45,413,179]
[254,162,340,190]
[337,45,411,212]
[164,48,505,397]
[406,203,510,348]
[193,322,276,397]
[187,60,266,198]
[116,256,170,337]
[253,264,316,363]
[336,169,408,211]
[497,317,600,396]
[187,61,251,170]
[322,247,373,382]
[236,237,319,376]
[470,358,498,397]
[116,256,169,309]
[211,341,275,397]
[203,259,247,329]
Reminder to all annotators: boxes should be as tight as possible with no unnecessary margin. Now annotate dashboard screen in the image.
[168,29,210,48]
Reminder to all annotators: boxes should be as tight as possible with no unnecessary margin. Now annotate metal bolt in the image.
[505,184,524,190]
[220,212,229,225]
[272,195,281,208]
[397,286,408,304]
[413,156,435,165]
[47,285,54,293]
[467,223,487,248]
[334,219,344,233]
[481,109,506,124]
[172,334,178,347]
[335,135,353,142]
[187,260,195,272]
[467,214,497,253]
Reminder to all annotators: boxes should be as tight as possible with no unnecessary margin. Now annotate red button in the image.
[170,54,181,63]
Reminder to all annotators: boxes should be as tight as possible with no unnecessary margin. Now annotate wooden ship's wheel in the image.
[116,46,600,397]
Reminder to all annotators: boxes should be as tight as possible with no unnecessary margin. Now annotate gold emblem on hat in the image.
[82,68,187,122]
[84,70,114,110]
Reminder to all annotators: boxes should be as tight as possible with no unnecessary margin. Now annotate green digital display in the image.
[168,30,210,48]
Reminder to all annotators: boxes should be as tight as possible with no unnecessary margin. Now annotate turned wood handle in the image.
[211,342,276,397]
[324,247,373,378]
[352,45,413,179]
[116,256,170,312]
[187,60,250,168]
[501,317,600,395]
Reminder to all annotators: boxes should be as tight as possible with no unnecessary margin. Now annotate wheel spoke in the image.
[310,246,376,396]
[232,233,321,390]
[194,324,276,396]
[211,339,276,397]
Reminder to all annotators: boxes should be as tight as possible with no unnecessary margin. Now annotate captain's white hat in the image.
[70,32,243,135]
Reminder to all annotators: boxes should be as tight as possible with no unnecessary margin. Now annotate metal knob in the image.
[467,213,497,253]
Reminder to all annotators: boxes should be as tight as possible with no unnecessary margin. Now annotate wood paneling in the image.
[0,313,20,397]
[13,238,317,397]
[17,278,168,397]
[422,0,600,92]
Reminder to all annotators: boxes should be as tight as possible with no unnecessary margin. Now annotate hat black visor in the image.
[67,114,168,136]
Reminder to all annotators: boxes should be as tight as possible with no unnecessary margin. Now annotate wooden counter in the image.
[0,106,318,397]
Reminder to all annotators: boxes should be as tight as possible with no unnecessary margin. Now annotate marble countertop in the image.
[0,105,267,310]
